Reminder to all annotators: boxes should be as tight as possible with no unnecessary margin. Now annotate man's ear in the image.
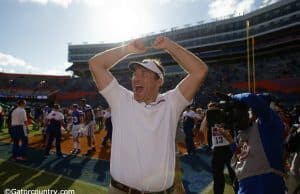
[160,78,164,86]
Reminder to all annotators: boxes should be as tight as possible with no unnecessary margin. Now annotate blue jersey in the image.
[232,93,285,173]
[72,110,82,125]
[232,93,285,194]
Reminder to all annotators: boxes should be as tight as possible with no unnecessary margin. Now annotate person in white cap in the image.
[89,36,208,194]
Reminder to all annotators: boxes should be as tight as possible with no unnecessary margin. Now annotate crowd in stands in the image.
[1,51,299,109]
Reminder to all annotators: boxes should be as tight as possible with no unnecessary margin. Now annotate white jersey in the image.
[46,110,64,121]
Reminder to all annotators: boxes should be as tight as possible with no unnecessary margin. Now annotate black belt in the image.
[111,177,175,194]
[11,125,23,128]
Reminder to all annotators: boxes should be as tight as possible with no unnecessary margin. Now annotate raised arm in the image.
[232,93,270,121]
[152,36,208,101]
[88,39,147,90]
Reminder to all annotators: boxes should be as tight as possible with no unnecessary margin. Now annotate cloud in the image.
[0,52,37,69]
[208,0,255,19]
[0,52,40,74]
[19,0,74,8]
[0,53,71,75]
[40,62,72,75]
[260,0,280,7]
[52,62,72,75]
[19,0,197,8]
[19,0,105,8]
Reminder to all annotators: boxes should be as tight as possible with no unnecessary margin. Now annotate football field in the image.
[0,127,234,194]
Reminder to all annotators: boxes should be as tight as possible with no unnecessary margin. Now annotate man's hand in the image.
[126,39,147,54]
[152,35,208,102]
[152,36,171,50]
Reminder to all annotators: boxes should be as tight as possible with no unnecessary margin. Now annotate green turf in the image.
[0,128,10,141]
[0,159,108,194]
[0,125,235,194]
[201,183,235,194]
[0,125,42,141]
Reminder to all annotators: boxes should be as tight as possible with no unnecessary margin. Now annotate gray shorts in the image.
[71,124,81,138]
[85,121,96,137]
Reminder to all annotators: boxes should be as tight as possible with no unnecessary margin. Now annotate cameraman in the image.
[219,93,286,194]
[202,102,238,194]
[285,124,300,194]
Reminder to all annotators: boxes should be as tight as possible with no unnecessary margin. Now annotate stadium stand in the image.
[66,0,300,107]
[0,0,299,107]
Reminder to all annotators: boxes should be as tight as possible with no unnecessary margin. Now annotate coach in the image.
[89,36,208,193]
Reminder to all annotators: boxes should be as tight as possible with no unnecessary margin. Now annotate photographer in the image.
[219,93,286,194]
[285,124,300,194]
[203,102,238,194]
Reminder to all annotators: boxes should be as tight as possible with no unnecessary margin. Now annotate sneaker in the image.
[16,156,28,161]
[70,149,77,154]
[73,149,80,155]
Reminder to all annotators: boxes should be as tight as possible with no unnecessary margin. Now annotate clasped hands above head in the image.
[126,36,171,54]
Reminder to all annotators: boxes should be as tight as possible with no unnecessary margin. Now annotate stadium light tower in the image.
[252,37,256,94]
[246,20,251,92]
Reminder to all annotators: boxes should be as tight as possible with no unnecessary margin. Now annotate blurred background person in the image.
[10,99,28,161]
[44,104,64,158]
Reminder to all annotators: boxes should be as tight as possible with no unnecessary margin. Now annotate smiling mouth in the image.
[135,85,144,93]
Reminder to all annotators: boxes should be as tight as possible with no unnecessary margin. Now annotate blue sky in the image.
[0,0,279,75]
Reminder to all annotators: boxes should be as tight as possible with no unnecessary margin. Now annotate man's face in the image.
[22,101,26,108]
[79,100,85,107]
[131,65,162,103]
